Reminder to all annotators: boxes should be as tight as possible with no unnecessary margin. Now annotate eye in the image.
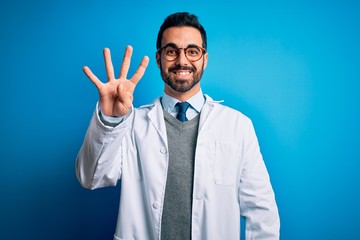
[186,47,200,56]
[165,47,178,56]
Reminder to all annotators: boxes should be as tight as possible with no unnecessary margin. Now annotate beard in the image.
[160,62,204,93]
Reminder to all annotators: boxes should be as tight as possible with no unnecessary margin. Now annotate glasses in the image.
[157,44,206,62]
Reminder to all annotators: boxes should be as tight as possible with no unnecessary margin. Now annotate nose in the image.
[175,49,189,65]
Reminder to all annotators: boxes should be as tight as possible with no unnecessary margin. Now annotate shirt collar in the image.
[161,89,205,113]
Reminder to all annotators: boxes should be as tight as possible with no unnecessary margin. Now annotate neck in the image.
[165,84,200,102]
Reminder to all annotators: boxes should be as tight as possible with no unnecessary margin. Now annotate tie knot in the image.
[176,102,190,122]
[176,102,190,114]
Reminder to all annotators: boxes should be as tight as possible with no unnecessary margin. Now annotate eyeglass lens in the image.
[162,46,203,61]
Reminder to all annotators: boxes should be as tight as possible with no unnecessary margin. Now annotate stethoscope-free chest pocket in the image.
[213,141,241,187]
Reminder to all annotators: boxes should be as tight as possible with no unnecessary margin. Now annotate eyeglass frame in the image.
[157,43,207,62]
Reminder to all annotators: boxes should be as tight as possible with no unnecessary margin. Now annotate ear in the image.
[156,52,161,68]
[203,52,208,69]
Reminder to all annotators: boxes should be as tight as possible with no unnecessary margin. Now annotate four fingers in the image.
[83,46,149,88]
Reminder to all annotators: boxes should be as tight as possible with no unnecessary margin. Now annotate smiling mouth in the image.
[173,70,192,76]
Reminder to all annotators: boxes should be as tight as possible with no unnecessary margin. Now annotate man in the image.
[76,12,280,240]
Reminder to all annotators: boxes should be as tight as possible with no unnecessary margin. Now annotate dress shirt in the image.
[100,90,206,125]
[161,90,205,121]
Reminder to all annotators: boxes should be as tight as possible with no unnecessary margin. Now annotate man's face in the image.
[156,27,208,97]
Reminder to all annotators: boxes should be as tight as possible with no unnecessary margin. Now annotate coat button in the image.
[160,148,167,154]
[153,202,160,209]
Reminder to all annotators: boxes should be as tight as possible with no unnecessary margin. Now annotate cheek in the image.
[159,63,169,76]
[160,62,167,73]
[162,62,175,72]
[194,63,203,72]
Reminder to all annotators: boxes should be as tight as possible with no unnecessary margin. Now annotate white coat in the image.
[76,95,280,240]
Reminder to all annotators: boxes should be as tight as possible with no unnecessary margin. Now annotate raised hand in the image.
[83,46,149,117]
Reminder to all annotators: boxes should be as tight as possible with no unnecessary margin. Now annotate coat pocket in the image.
[214,141,240,186]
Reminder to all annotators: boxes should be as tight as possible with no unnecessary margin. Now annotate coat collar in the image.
[139,95,223,140]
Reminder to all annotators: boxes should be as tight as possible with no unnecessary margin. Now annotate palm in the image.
[83,46,149,117]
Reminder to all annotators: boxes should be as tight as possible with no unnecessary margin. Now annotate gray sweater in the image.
[161,111,200,240]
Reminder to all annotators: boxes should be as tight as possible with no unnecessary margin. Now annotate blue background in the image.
[1,0,359,239]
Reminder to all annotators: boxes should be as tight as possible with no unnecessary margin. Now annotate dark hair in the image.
[156,12,207,50]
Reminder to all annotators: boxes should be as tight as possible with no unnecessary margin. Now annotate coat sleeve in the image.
[239,120,280,239]
[75,104,134,190]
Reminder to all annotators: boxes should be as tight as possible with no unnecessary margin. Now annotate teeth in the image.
[176,71,190,76]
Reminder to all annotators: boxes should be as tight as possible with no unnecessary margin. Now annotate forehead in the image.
[161,26,203,47]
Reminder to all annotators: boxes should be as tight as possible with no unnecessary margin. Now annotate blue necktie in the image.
[176,102,190,122]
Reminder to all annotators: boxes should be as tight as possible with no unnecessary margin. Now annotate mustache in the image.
[168,65,195,72]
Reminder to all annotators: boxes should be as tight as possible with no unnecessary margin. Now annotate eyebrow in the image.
[162,42,202,49]
[162,42,178,49]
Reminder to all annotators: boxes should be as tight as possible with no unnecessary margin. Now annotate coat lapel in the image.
[144,98,168,147]
[198,94,220,132]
